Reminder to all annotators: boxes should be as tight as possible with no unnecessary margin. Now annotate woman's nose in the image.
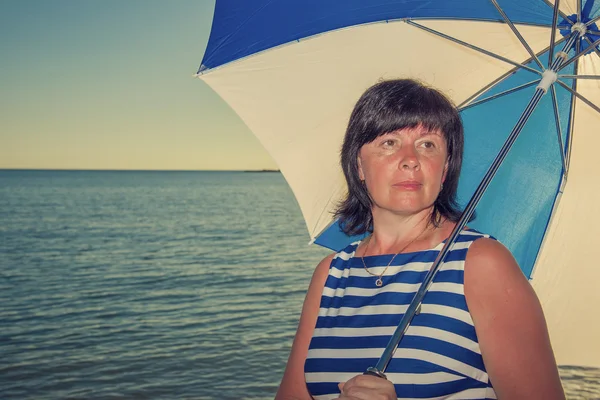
[398,147,420,170]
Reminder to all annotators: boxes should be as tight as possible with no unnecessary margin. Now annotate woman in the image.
[276,79,565,399]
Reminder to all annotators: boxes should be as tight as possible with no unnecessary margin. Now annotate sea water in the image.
[1,170,598,399]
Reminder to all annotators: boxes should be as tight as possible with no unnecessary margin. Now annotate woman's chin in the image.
[374,202,434,217]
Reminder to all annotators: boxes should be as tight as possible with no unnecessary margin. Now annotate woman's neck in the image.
[367,207,446,254]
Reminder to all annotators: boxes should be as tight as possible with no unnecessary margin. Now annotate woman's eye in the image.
[383,139,396,147]
[421,141,435,149]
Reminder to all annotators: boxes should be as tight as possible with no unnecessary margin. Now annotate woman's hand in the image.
[337,374,396,400]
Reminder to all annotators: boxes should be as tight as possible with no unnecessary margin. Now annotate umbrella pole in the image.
[365,24,587,379]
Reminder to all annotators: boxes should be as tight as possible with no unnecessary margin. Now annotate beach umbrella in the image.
[197,0,600,370]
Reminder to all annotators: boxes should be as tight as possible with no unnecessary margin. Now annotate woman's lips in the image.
[393,181,422,190]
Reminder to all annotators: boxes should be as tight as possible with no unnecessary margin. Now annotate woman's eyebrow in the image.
[379,131,402,138]
[382,128,442,137]
[419,129,443,137]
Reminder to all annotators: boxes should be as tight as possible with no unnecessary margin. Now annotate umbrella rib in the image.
[586,15,600,26]
[313,187,344,240]
[558,37,600,71]
[564,39,580,175]
[559,74,600,79]
[458,35,568,109]
[548,0,561,66]
[583,36,600,59]
[556,80,600,114]
[458,71,518,109]
[550,85,569,177]
[540,0,574,25]
[490,0,545,69]
[405,20,541,75]
[459,80,540,111]
[577,0,582,22]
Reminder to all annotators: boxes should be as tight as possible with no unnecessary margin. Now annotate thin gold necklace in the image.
[361,225,432,287]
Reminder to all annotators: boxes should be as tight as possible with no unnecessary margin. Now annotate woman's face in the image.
[358,125,449,217]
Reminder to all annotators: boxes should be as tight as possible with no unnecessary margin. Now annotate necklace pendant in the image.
[375,278,383,287]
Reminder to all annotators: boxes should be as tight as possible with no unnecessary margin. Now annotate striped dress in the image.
[304,229,496,400]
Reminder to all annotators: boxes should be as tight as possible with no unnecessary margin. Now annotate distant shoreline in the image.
[0,168,281,173]
[242,169,280,173]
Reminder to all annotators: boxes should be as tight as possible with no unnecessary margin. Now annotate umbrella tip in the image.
[196,64,210,75]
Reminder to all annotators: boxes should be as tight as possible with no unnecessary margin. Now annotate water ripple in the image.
[0,171,597,399]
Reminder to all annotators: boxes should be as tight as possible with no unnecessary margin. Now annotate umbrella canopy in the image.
[197,0,600,368]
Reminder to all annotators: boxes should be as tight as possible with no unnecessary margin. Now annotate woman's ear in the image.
[442,157,450,183]
[357,156,365,181]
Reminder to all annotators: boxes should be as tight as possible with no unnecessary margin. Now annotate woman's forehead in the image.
[379,126,444,137]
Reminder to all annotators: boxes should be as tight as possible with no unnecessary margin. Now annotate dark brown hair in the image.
[335,79,465,235]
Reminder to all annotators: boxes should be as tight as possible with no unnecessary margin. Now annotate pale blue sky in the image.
[0,0,277,170]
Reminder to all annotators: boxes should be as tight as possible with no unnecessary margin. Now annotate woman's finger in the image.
[338,374,396,400]
[342,374,388,390]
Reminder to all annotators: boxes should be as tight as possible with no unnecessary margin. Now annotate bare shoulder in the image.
[464,237,565,399]
[463,236,533,336]
[464,237,527,290]
[314,253,336,279]
[463,236,529,325]
[306,253,336,298]
[305,253,336,310]
[275,252,335,400]
[465,236,518,271]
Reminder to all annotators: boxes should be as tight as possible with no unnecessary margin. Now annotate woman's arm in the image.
[465,238,565,400]
[275,253,335,400]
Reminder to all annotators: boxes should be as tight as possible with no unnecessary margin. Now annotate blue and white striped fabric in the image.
[305,229,496,400]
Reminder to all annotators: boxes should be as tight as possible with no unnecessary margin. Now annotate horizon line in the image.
[0,168,281,173]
